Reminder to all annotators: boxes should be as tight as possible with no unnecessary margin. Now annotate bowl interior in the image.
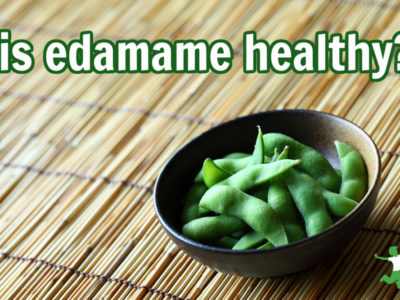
[156,110,379,233]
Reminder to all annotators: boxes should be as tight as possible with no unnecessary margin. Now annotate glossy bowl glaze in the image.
[154,110,381,277]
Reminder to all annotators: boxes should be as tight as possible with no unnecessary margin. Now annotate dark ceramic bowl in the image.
[154,110,381,277]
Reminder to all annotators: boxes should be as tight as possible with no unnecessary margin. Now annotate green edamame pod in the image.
[334,168,342,179]
[181,183,209,224]
[278,146,289,160]
[263,133,340,192]
[257,242,273,249]
[216,159,301,191]
[247,183,269,201]
[200,185,288,246]
[335,141,367,202]
[248,145,287,201]
[223,152,249,159]
[232,231,266,250]
[248,126,265,166]
[182,215,247,242]
[230,230,246,239]
[321,189,358,217]
[194,156,251,183]
[283,169,333,237]
[268,145,306,242]
[202,158,232,188]
[271,148,280,162]
[271,146,289,162]
[268,178,306,242]
[211,236,239,249]
[287,169,357,218]
[195,155,273,183]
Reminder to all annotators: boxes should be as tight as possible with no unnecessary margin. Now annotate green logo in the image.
[375,246,400,288]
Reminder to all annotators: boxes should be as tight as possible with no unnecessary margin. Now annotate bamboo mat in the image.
[0,0,400,298]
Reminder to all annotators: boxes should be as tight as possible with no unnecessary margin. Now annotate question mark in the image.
[394,33,400,71]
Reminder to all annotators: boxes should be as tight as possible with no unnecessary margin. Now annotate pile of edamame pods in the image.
[181,127,367,250]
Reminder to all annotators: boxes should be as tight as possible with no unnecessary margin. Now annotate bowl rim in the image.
[154,109,381,254]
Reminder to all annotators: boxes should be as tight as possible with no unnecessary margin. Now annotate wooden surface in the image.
[0,0,400,298]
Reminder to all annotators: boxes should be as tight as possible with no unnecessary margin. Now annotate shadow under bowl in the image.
[154,110,381,278]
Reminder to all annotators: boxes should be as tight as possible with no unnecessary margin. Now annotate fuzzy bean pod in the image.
[202,158,232,188]
[268,145,306,242]
[182,215,247,242]
[335,141,367,202]
[321,190,358,217]
[248,126,265,166]
[247,183,269,201]
[263,133,341,192]
[200,185,288,246]
[334,168,342,178]
[283,169,333,237]
[268,178,306,242]
[271,146,289,162]
[211,236,239,249]
[195,155,273,183]
[257,242,273,249]
[232,231,266,250]
[181,183,209,224]
[223,152,249,159]
[195,156,251,182]
[216,159,301,191]
[230,230,246,239]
